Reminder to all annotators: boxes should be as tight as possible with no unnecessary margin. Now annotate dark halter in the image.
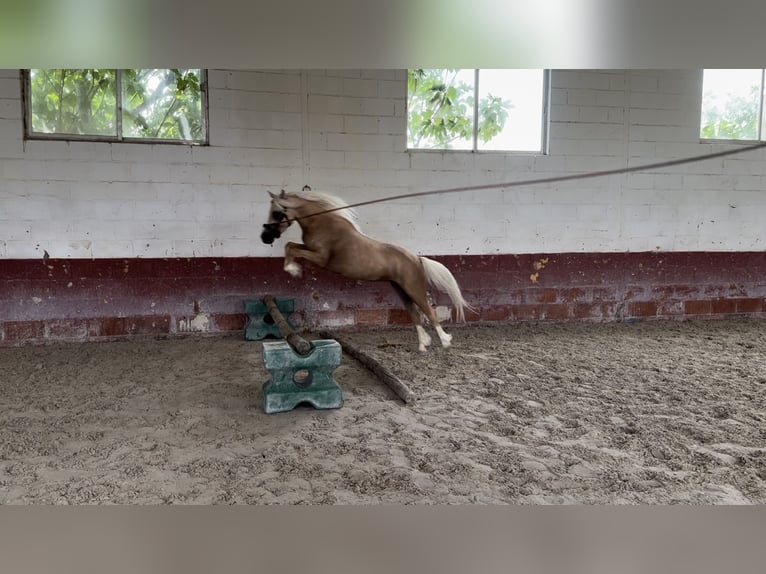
[260,209,291,244]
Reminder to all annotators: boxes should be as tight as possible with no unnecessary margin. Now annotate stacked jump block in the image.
[244,296,343,414]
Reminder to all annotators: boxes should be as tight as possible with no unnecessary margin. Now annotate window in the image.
[700,69,765,141]
[24,69,208,144]
[407,69,548,152]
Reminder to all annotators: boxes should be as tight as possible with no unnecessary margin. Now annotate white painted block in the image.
[606,108,625,123]
[2,220,32,240]
[309,150,344,168]
[225,71,301,93]
[344,151,379,170]
[309,114,344,132]
[342,78,378,98]
[0,97,21,120]
[344,115,378,134]
[326,133,397,152]
[566,89,597,106]
[595,91,626,107]
[308,75,344,95]
[169,164,211,184]
[375,151,410,170]
[629,75,659,93]
[5,240,50,258]
[111,143,193,163]
[362,70,398,80]
[91,240,135,258]
[579,106,610,123]
[630,92,682,110]
[133,239,176,258]
[0,77,21,99]
[551,71,610,90]
[229,110,302,131]
[378,80,403,99]
[325,70,362,79]
[550,105,580,122]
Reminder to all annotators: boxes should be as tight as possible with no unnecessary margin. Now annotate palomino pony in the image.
[260,187,472,352]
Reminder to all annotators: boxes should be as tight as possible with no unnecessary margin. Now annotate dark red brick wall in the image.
[1,252,765,345]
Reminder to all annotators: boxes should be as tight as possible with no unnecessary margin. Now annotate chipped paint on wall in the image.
[178,313,211,332]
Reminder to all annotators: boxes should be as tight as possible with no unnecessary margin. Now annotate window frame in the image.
[406,68,551,155]
[21,69,210,146]
[699,68,765,145]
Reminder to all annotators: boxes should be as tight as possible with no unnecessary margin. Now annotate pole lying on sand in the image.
[263,294,312,355]
[319,330,417,405]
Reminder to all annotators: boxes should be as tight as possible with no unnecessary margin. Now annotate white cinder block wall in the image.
[1,68,765,260]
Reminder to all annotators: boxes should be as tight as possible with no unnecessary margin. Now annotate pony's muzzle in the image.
[261,224,281,244]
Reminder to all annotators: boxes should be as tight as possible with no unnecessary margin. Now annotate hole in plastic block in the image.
[293,369,313,387]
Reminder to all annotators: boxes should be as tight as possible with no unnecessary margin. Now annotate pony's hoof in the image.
[418,345,428,353]
[436,326,452,348]
[284,262,302,277]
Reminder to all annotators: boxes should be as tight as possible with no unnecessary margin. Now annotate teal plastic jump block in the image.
[244,298,295,341]
[261,339,343,414]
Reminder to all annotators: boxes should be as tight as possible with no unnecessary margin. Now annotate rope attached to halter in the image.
[289,141,766,223]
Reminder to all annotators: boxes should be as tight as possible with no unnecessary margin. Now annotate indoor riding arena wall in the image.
[1,69,766,345]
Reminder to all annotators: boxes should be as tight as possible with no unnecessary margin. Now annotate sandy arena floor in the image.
[1,318,765,504]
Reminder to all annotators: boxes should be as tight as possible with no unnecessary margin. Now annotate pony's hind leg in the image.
[434,324,452,347]
[392,277,452,350]
[418,300,452,349]
[390,281,432,352]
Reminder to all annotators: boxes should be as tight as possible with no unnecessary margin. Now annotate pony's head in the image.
[261,189,295,244]
[261,185,358,244]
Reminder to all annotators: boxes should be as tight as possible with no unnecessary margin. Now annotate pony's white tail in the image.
[420,257,474,322]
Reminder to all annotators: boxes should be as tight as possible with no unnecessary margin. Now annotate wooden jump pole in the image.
[319,330,417,405]
[262,295,312,355]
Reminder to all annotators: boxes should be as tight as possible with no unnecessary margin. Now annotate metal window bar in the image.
[200,69,210,145]
[115,69,123,140]
[541,69,551,155]
[472,69,480,151]
[759,68,765,141]
[21,69,30,139]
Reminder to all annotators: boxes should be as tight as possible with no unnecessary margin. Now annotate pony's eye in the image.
[272,211,286,221]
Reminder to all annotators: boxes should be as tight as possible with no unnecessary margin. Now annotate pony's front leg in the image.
[283,242,329,277]
[283,242,303,277]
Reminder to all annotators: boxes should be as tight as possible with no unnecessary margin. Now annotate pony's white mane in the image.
[297,191,360,230]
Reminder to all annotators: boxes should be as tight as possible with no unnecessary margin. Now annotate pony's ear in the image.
[279,190,286,199]
[268,191,277,199]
